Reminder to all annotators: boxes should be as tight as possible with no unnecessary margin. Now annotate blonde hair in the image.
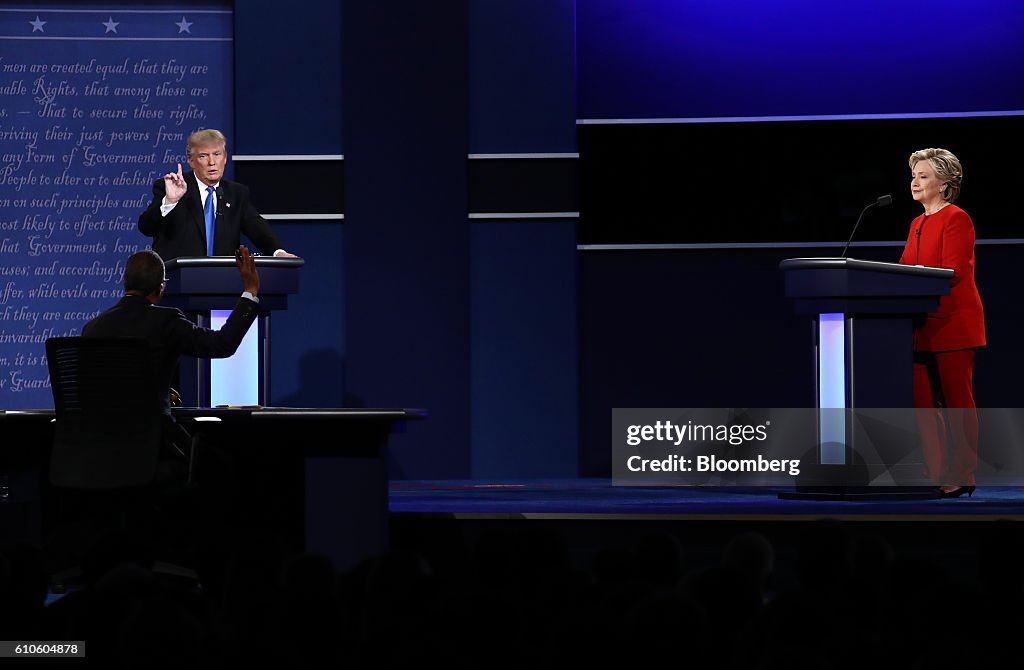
[186,128,227,158]
[909,148,963,203]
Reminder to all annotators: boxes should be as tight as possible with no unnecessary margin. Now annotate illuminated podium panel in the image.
[162,256,304,407]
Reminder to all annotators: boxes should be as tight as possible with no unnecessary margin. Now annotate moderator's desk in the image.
[178,407,425,572]
[0,410,56,544]
[1,407,426,572]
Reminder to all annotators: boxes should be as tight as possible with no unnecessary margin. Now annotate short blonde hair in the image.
[186,128,227,158]
[909,148,963,203]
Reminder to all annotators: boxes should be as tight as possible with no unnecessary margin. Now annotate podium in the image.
[162,256,304,407]
[779,257,952,497]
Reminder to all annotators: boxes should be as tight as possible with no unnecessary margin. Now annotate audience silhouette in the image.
[2,516,1021,667]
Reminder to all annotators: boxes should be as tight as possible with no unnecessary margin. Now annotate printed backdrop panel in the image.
[0,3,232,408]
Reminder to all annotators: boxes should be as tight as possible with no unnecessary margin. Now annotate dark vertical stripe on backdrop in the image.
[342,0,470,478]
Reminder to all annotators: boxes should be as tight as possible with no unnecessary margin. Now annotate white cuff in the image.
[241,291,259,303]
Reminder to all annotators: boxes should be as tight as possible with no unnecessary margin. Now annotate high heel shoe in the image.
[939,485,975,498]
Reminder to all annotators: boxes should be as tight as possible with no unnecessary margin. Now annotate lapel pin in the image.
[226,202,231,208]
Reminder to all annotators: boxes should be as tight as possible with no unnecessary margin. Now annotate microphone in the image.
[840,195,892,259]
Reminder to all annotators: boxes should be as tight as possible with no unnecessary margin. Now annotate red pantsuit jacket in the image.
[898,204,985,352]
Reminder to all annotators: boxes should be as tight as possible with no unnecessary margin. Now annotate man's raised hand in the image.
[163,163,187,204]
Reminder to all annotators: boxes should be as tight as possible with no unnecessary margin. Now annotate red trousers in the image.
[912,349,978,486]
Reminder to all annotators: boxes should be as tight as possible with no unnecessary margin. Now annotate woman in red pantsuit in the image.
[898,148,985,498]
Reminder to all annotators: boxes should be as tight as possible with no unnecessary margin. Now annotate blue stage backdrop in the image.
[578,0,1024,120]
[0,3,232,408]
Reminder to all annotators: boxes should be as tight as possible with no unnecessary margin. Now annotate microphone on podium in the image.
[840,194,892,259]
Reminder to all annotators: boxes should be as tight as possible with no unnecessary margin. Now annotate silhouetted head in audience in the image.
[687,564,763,648]
[722,530,775,595]
[622,593,710,666]
[123,249,167,304]
[630,531,687,591]
[797,520,855,591]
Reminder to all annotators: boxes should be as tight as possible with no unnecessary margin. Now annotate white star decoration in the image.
[24,12,206,39]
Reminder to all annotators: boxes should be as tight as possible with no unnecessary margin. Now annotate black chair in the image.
[45,336,198,588]
[47,336,163,490]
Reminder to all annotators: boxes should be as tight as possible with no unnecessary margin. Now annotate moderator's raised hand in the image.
[163,162,187,204]
[235,245,260,297]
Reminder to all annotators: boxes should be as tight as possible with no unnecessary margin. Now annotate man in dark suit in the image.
[83,247,261,583]
[82,246,261,458]
[83,246,260,412]
[138,128,296,260]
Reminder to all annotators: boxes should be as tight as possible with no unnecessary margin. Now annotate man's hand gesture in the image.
[235,245,260,297]
[162,163,187,204]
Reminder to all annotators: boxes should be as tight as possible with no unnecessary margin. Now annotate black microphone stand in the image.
[840,195,892,258]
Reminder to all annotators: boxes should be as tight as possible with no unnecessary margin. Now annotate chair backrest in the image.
[46,337,162,490]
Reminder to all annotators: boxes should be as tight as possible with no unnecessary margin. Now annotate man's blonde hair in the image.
[186,128,227,158]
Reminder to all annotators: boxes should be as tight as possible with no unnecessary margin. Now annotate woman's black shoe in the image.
[939,485,975,498]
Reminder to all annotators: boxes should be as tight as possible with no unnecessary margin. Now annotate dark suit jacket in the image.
[82,294,260,415]
[137,172,283,260]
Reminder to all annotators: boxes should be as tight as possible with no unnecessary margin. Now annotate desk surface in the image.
[0,408,427,422]
[175,407,427,419]
[0,410,55,422]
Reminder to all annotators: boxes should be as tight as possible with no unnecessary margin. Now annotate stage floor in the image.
[389,478,1024,518]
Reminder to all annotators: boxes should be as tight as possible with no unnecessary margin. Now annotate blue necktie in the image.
[204,185,215,256]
